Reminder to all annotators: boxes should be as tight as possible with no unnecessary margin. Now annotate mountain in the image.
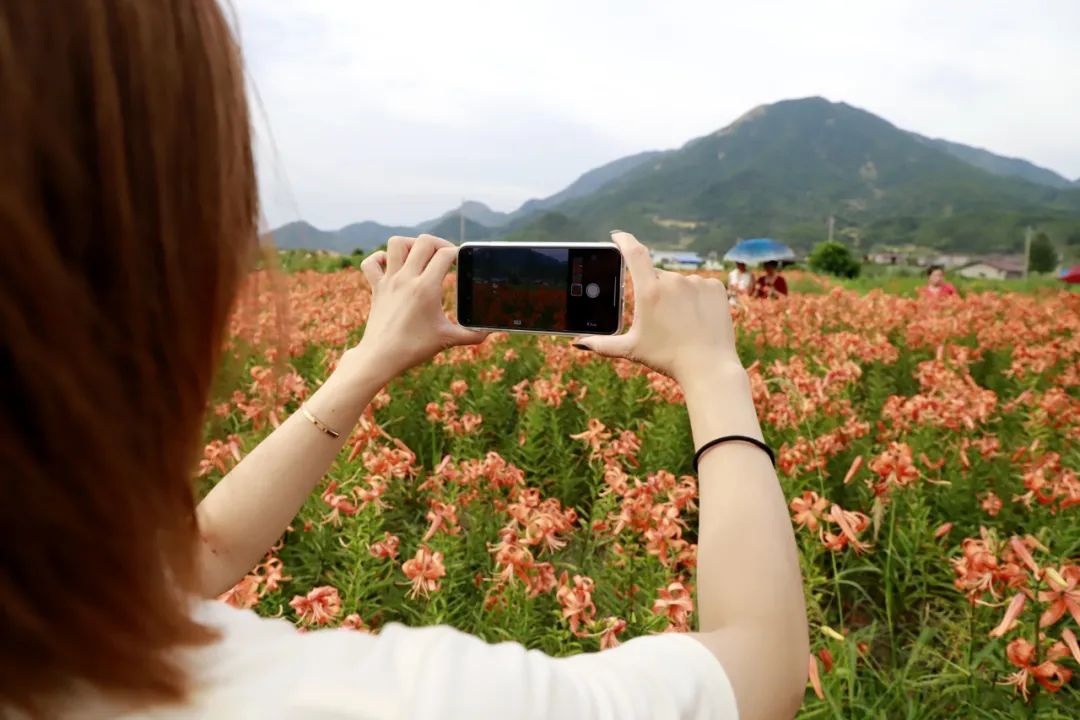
[268,220,412,253]
[512,151,666,219]
[506,97,1080,252]
[413,154,668,231]
[338,221,417,249]
[499,212,589,245]
[268,221,336,250]
[269,97,1080,254]
[416,201,513,232]
[914,135,1074,189]
[425,215,494,243]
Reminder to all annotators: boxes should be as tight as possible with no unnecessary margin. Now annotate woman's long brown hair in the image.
[0,0,256,713]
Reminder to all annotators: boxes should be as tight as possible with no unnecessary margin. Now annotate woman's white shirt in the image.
[727,269,753,294]
[91,600,738,720]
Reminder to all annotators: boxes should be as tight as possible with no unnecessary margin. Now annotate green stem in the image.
[966,601,976,713]
[1030,579,1042,716]
[884,498,898,668]
[829,549,845,634]
[812,446,846,634]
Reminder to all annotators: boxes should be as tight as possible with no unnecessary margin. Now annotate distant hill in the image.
[425,215,494,243]
[269,97,1080,254]
[500,212,589,245]
[914,135,1075,189]
[416,200,513,232]
[511,151,666,219]
[268,220,412,253]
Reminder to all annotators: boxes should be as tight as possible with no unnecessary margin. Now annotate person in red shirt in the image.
[920,265,958,299]
[754,261,788,299]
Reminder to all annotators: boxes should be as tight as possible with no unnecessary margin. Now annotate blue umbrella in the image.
[723,238,795,265]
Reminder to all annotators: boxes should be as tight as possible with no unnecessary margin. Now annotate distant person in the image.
[754,260,789,299]
[920,265,957,299]
[727,262,754,305]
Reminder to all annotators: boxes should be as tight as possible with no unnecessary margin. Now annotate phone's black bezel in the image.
[457,246,476,328]
[456,244,623,335]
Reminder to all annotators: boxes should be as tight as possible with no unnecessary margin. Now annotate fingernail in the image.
[610,229,623,235]
[572,343,590,352]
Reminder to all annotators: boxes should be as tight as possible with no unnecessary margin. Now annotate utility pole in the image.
[1023,226,1033,279]
[459,198,465,244]
[827,215,835,243]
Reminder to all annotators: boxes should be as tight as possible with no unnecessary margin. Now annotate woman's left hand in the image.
[349,234,487,386]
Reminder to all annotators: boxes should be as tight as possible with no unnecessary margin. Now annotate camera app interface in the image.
[459,246,621,334]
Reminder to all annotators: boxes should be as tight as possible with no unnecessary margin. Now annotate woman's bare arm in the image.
[196,234,486,596]
[195,349,383,596]
[577,232,808,720]
[684,366,808,720]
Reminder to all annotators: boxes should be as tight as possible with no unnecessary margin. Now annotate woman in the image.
[753,261,788,299]
[0,2,807,719]
[727,262,754,305]
[920,265,958,299]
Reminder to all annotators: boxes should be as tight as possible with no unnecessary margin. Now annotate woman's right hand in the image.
[347,234,487,387]
[572,232,743,384]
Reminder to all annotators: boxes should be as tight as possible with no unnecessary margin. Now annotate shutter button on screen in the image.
[585,283,601,299]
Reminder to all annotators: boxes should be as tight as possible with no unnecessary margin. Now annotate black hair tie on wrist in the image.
[693,435,776,473]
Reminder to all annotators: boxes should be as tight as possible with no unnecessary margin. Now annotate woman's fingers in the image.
[360,251,387,287]
[571,327,638,359]
[386,236,416,275]
[574,232,650,360]
[422,244,460,281]
[611,231,656,294]
[443,322,489,348]
[403,234,450,276]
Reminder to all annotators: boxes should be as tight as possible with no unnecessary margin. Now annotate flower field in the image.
[204,269,1080,718]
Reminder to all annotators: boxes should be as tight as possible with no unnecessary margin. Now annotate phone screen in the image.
[457,245,623,334]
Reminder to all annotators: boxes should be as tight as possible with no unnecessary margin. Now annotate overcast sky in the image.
[233,0,1080,230]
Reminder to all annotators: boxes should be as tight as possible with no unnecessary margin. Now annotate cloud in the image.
[234,0,1080,228]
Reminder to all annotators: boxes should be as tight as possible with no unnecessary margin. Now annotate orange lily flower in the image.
[341,613,369,632]
[401,545,447,599]
[1008,536,1040,575]
[1000,637,1073,701]
[808,654,824,700]
[843,456,864,485]
[821,504,872,554]
[979,492,1003,517]
[1038,565,1080,628]
[790,491,829,531]
[259,556,291,594]
[556,573,597,637]
[652,581,694,632]
[218,574,262,610]
[1061,629,1080,665]
[988,593,1026,638]
[422,501,461,541]
[289,586,342,626]
[599,616,627,650]
[367,531,401,561]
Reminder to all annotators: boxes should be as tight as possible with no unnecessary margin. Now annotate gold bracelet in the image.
[300,404,341,439]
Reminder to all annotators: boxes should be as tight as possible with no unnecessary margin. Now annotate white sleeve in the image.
[300,623,738,720]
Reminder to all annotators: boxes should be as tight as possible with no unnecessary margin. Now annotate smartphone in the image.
[456,241,624,335]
